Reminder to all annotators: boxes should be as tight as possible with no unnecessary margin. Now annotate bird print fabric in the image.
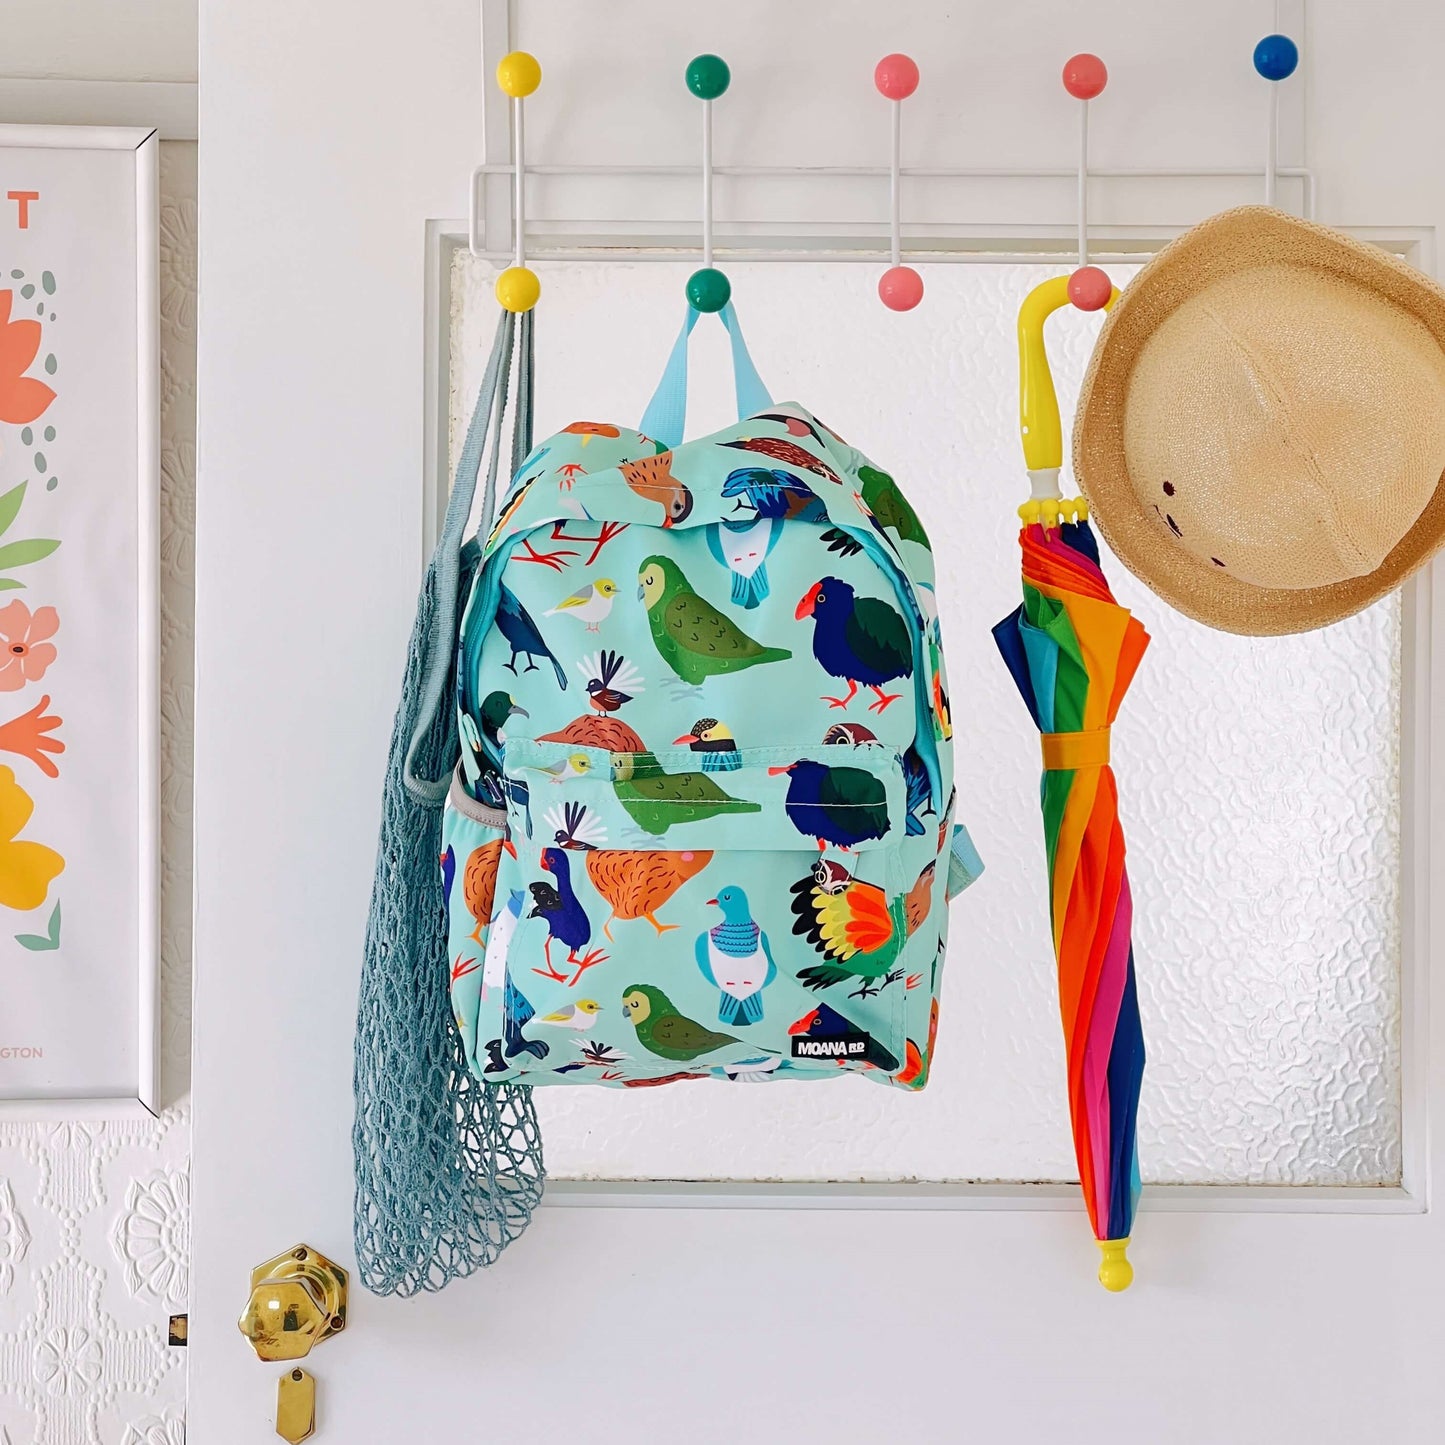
[441,398,975,1090]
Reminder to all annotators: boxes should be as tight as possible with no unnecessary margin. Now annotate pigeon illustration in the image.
[694,886,778,1026]
[706,512,785,608]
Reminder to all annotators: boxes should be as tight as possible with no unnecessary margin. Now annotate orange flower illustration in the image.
[0,601,58,691]
[0,290,56,425]
[0,693,63,778]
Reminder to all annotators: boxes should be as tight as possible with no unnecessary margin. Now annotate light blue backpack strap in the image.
[402,308,529,803]
[946,823,985,900]
[721,302,771,421]
[639,301,771,449]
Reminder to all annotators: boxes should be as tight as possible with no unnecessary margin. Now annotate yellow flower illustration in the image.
[0,764,63,912]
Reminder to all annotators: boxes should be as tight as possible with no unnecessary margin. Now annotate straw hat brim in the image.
[1074,205,1445,635]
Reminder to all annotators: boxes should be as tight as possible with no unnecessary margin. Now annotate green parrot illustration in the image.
[620,983,745,1062]
[859,465,930,550]
[611,751,760,837]
[637,554,791,686]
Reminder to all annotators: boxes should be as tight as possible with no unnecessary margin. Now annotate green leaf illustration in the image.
[15,900,61,951]
[0,580,25,592]
[0,483,26,539]
[0,538,59,571]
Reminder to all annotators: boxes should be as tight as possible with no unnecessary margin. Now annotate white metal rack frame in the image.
[436,0,1432,1217]
[472,2,1312,275]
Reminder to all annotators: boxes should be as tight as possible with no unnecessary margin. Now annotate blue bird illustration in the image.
[796,576,913,714]
[496,583,568,688]
[440,845,456,909]
[721,466,826,522]
[529,845,608,986]
[769,759,892,850]
[902,745,931,836]
[694,885,777,1027]
[705,513,785,610]
[482,974,549,1072]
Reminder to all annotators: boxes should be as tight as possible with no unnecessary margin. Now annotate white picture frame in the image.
[0,124,159,1120]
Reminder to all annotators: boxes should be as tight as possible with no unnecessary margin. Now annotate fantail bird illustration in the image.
[579,648,644,714]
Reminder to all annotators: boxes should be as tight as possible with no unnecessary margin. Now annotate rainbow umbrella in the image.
[992,275,1149,1290]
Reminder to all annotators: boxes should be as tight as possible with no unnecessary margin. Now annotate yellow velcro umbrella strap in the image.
[1042,727,1111,771]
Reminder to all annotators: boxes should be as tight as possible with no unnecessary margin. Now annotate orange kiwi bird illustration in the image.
[539,713,646,754]
[546,801,712,940]
[463,834,516,943]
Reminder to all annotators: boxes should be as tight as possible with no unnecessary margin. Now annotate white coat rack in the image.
[471,10,1309,317]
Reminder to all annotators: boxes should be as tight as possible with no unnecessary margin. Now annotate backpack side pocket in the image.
[442,766,514,1077]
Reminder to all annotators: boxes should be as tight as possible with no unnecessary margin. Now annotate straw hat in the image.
[1074,205,1445,635]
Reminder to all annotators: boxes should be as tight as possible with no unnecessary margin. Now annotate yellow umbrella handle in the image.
[1017,275,1118,525]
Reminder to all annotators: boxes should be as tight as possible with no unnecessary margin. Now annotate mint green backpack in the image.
[444,304,981,1091]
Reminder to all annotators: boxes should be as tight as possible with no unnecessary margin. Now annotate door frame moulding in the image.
[424,217,1433,1216]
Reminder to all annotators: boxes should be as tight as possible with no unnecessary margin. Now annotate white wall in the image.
[3,2,195,83]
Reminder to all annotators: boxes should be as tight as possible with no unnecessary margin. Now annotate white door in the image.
[190,2,1445,1440]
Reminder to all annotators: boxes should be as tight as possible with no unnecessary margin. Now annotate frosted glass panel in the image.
[448,254,1402,1186]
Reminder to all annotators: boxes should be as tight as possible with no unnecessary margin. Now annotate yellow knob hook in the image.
[496,51,542,99]
[496,266,541,313]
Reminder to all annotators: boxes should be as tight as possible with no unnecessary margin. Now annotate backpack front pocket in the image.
[468,738,938,1087]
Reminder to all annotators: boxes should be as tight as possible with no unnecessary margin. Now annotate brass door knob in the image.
[238,1245,348,1362]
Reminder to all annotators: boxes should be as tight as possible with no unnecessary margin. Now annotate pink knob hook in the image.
[1063,53,1107,100]
[874,53,920,100]
[1067,265,1112,312]
[876,53,922,311]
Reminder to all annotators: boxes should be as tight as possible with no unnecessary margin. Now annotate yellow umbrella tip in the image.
[1097,1238,1134,1292]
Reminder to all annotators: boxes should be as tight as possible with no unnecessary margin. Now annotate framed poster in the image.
[0,125,159,1117]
